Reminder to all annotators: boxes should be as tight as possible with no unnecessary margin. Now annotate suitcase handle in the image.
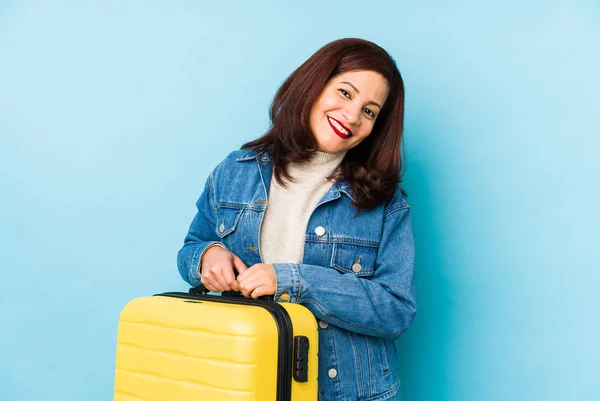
[189,284,274,301]
[188,284,210,295]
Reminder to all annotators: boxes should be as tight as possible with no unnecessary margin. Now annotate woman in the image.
[177,38,416,401]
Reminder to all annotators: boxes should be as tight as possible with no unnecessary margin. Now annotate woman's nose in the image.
[342,105,361,126]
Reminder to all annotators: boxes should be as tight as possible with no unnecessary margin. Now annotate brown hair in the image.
[242,38,406,209]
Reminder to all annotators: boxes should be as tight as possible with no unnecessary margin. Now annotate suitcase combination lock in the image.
[293,336,310,382]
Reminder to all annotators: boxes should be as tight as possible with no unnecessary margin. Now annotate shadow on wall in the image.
[395,137,454,401]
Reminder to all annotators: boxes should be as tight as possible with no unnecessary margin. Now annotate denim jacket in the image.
[177,149,417,401]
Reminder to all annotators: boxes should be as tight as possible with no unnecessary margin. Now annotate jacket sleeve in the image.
[177,172,226,287]
[271,205,417,339]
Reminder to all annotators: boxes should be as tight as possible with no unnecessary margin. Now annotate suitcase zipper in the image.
[156,292,293,401]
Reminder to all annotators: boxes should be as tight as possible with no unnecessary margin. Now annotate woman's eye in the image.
[364,108,375,118]
[338,89,351,98]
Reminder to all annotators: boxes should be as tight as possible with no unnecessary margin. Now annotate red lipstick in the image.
[327,116,353,139]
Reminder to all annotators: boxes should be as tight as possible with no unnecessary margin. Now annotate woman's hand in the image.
[200,245,247,292]
[237,263,277,299]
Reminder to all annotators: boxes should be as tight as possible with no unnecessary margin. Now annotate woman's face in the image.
[309,70,389,153]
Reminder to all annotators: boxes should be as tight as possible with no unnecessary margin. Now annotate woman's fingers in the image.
[238,265,276,298]
[233,255,248,275]
[238,277,259,298]
[202,253,275,295]
[250,285,270,299]
[222,262,239,291]
[206,265,232,292]
[200,275,219,292]
[201,246,238,292]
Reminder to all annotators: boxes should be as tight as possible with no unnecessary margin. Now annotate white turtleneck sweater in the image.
[260,150,347,264]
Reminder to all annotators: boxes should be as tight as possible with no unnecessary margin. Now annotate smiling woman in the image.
[177,38,415,401]
[244,38,407,210]
[310,70,389,153]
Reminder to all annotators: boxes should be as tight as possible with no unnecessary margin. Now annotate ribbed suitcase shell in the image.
[113,293,318,401]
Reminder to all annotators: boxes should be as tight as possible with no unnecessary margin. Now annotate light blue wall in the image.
[1,1,598,400]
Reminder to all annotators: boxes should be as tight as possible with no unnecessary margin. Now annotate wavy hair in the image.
[242,38,406,209]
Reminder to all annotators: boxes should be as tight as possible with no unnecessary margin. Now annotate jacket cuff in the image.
[272,263,300,303]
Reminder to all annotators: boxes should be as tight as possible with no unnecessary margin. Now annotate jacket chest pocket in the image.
[331,242,378,277]
[215,207,244,248]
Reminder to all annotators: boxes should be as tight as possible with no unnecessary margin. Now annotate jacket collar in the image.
[337,181,353,200]
[236,149,354,201]
[235,150,272,162]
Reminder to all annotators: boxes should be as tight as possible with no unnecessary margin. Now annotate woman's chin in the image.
[318,146,342,153]
[316,140,347,154]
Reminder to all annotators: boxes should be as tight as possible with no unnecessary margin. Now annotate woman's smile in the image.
[327,115,353,138]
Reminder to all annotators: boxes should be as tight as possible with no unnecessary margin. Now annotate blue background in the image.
[1,1,599,400]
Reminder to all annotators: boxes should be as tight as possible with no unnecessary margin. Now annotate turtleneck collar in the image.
[291,150,347,175]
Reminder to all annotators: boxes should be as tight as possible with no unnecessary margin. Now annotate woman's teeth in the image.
[328,117,350,136]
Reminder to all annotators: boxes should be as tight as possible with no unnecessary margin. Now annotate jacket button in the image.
[319,321,329,329]
[351,263,362,273]
[280,293,291,301]
[315,226,326,236]
[328,368,337,378]
[219,223,225,233]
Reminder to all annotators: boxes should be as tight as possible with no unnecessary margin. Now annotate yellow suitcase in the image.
[113,288,319,401]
